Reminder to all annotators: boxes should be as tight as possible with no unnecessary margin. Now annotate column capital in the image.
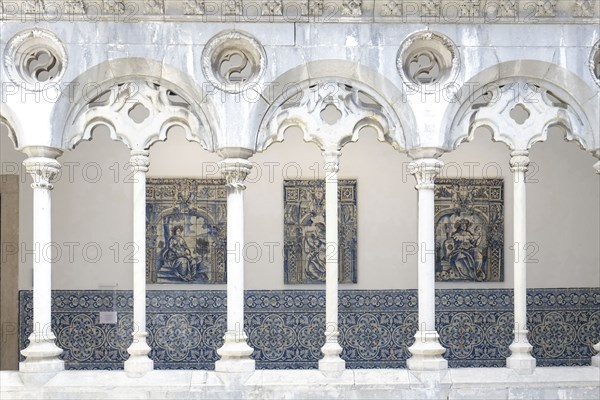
[322,150,341,173]
[408,158,443,190]
[23,156,61,190]
[220,158,252,190]
[129,150,150,173]
[510,150,530,173]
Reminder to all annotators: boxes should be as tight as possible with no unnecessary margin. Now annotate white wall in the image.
[1,124,598,291]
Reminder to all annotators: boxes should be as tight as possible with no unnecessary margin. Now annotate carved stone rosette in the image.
[4,28,68,91]
[201,30,266,93]
[397,31,459,92]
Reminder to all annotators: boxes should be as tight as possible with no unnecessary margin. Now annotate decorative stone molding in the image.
[342,0,362,16]
[1,0,598,21]
[509,150,530,173]
[103,0,125,14]
[129,150,150,173]
[4,29,67,92]
[408,158,443,190]
[68,79,212,151]
[64,0,85,14]
[201,30,266,94]
[536,0,557,17]
[184,0,205,15]
[23,155,61,190]
[396,31,460,92]
[262,0,283,16]
[574,0,595,16]
[220,158,252,190]
[323,150,341,173]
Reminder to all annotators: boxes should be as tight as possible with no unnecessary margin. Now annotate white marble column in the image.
[215,158,255,373]
[506,150,536,374]
[406,158,447,371]
[318,150,345,373]
[124,150,154,377]
[19,147,65,384]
[592,153,600,368]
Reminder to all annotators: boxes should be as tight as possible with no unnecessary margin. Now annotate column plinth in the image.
[506,150,536,375]
[406,158,447,371]
[124,150,154,377]
[215,158,255,374]
[19,149,65,385]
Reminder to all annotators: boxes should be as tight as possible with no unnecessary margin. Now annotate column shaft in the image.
[124,150,153,377]
[506,150,536,374]
[406,158,447,371]
[19,149,64,384]
[215,158,255,374]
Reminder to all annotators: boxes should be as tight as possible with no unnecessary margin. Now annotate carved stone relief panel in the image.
[146,179,227,284]
[434,178,504,282]
[284,179,357,284]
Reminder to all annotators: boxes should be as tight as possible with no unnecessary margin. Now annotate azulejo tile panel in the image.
[146,178,227,284]
[19,288,599,370]
[284,179,358,284]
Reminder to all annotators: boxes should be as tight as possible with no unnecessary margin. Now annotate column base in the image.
[215,332,255,373]
[19,331,64,385]
[407,331,448,371]
[591,343,600,367]
[319,340,345,373]
[124,332,153,378]
[507,329,536,374]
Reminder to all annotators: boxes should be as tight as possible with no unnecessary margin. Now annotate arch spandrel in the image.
[443,60,599,154]
[0,103,21,150]
[53,58,219,152]
[253,60,415,153]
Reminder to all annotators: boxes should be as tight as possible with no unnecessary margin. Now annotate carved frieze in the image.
[1,0,597,21]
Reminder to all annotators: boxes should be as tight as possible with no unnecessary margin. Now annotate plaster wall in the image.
[1,125,598,291]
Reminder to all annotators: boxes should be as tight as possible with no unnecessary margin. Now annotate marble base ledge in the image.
[1,367,598,400]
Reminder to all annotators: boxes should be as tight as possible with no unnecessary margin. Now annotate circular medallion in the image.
[4,28,68,92]
[397,31,459,91]
[201,30,267,93]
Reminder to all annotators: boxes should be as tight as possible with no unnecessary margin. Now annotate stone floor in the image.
[1,367,598,399]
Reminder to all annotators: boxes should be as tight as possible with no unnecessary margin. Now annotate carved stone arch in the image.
[52,58,218,151]
[254,60,415,152]
[0,104,22,150]
[443,60,599,153]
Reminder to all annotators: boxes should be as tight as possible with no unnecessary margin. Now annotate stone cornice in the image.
[0,0,598,23]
